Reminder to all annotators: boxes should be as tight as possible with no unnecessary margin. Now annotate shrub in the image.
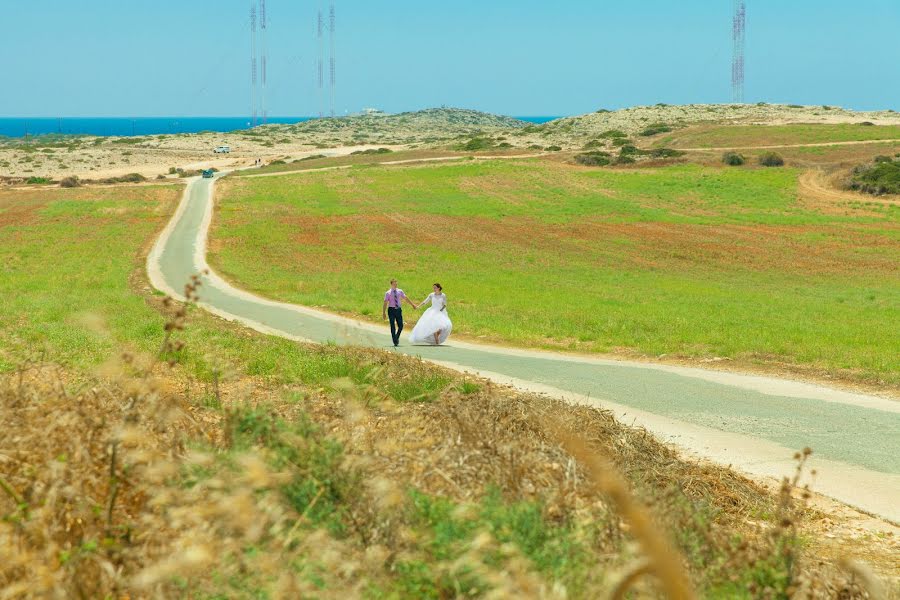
[496,142,513,149]
[858,121,875,126]
[25,176,52,184]
[462,138,493,151]
[269,160,286,165]
[758,152,784,167]
[59,176,80,188]
[350,147,393,156]
[574,151,611,166]
[598,129,627,139]
[618,144,640,156]
[527,144,543,151]
[613,155,635,165]
[849,157,900,195]
[722,152,746,166]
[647,147,684,159]
[787,104,803,109]
[118,172,146,183]
[595,108,611,113]
[873,155,892,163]
[582,140,603,150]
[545,145,562,152]
[168,166,177,174]
[640,123,672,136]
[300,154,327,161]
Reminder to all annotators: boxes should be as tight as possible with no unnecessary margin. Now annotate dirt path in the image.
[798,168,899,207]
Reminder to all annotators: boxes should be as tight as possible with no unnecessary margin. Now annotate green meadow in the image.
[0,184,450,398]
[212,159,900,385]
[662,123,900,148]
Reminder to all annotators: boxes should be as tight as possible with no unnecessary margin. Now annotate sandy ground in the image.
[3,103,899,182]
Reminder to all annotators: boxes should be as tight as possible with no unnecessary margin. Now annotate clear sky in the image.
[1,0,897,117]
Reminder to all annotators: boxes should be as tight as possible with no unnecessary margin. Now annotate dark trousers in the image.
[388,307,403,345]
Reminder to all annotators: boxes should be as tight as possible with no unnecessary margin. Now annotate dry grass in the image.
[1,282,894,598]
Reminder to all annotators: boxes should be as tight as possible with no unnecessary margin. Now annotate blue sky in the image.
[1,0,897,117]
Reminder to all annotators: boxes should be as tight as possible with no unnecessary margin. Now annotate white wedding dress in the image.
[409,292,452,345]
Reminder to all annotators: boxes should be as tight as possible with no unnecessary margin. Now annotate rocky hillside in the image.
[516,103,900,149]
[265,107,528,147]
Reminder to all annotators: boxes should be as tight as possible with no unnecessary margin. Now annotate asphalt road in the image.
[147,173,900,522]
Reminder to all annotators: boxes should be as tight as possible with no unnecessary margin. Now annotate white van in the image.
[214,145,231,154]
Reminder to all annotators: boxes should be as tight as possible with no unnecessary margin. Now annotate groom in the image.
[382,278,417,347]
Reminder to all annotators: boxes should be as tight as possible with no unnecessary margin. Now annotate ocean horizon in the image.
[0,115,562,138]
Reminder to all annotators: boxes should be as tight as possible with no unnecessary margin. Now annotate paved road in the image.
[148,174,900,522]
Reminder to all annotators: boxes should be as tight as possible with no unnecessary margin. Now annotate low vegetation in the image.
[639,123,673,136]
[722,151,746,166]
[213,159,900,386]
[0,183,886,598]
[758,152,785,167]
[848,155,900,195]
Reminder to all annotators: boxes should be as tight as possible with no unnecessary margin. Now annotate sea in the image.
[0,116,561,138]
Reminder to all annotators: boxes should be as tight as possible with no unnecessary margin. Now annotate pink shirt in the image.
[384,288,407,309]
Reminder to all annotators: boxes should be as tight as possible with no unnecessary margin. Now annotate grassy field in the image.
[3,173,866,598]
[0,184,450,399]
[211,159,900,386]
[660,123,900,149]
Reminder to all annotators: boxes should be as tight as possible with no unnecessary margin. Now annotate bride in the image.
[409,283,452,345]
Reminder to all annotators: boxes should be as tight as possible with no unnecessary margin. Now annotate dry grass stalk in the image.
[550,426,696,600]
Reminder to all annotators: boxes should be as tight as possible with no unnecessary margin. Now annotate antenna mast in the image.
[259,0,268,124]
[317,7,325,118]
[249,2,258,127]
[329,2,336,117]
[732,0,746,103]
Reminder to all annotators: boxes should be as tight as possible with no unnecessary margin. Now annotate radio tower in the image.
[249,3,258,127]
[732,0,746,103]
[329,2,336,117]
[317,7,325,118]
[259,0,268,124]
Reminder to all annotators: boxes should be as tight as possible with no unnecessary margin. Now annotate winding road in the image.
[147,171,900,522]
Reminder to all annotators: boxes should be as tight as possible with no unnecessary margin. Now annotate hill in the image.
[264,107,529,146]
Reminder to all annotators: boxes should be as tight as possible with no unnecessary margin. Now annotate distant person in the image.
[410,283,452,346]
[382,278,417,347]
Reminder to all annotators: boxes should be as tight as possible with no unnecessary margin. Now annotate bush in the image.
[59,176,80,188]
[496,142,513,149]
[722,152,746,166]
[574,151,611,166]
[647,147,684,159]
[462,138,493,151]
[613,155,635,165]
[25,176,52,184]
[527,144,543,151]
[168,166,177,174]
[849,157,900,195]
[873,155,892,163]
[300,154,327,161]
[545,145,562,152]
[618,144,640,156]
[350,147,393,156]
[640,123,672,136]
[582,140,604,150]
[858,121,875,126]
[758,152,784,167]
[598,129,627,139]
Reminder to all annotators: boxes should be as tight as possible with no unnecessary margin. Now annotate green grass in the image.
[211,160,900,384]
[662,123,900,148]
[0,184,450,399]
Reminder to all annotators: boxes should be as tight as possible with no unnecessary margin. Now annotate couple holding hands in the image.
[382,278,452,347]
